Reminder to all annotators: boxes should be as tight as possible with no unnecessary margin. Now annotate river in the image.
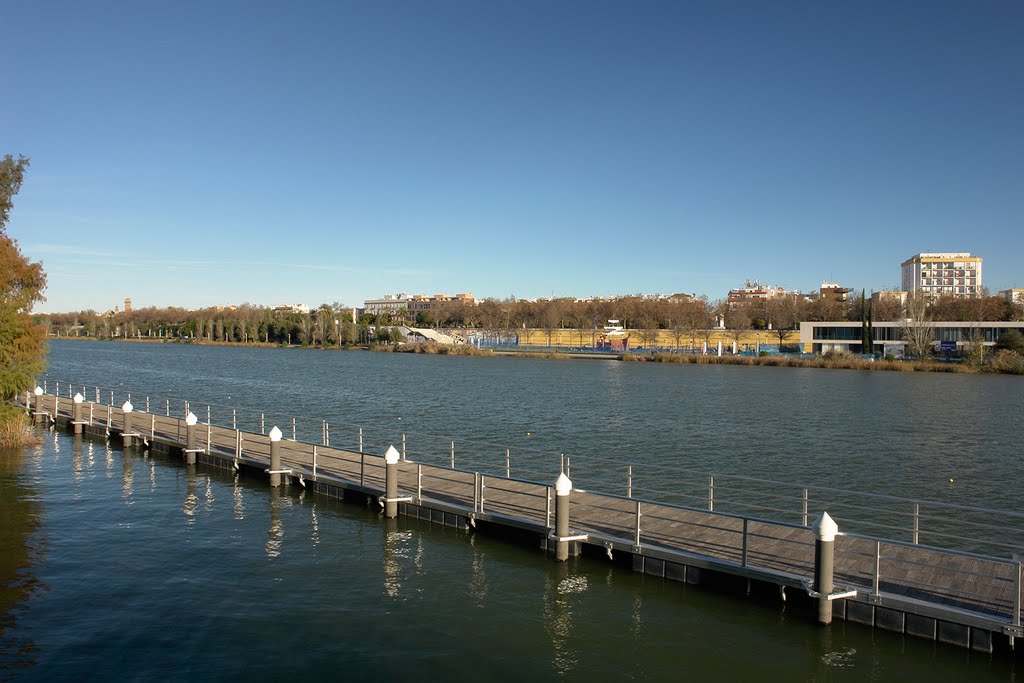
[1,339,1020,680]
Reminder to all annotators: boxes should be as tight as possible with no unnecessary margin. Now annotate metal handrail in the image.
[35,378,1024,557]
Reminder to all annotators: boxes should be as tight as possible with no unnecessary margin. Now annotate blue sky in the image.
[2,1,1021,313]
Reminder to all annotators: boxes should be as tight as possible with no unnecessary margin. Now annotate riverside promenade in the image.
[21,384,1024,656]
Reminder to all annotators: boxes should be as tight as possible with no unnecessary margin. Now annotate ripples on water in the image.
[41,340,1024,511]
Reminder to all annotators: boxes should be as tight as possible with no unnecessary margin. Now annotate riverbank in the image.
[387,341,1024,375]
[48,336,1024,375]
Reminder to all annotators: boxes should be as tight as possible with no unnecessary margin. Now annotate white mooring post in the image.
[269,426,283,487]
[554,472,573,562]
[384,445,400,519]
[185,412,198,465]
[813,511,838,625]
[33,386,44,424]
[73,393,84,434]
[121,400,134,448]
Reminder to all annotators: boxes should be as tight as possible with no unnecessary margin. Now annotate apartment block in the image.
[900,253,982,299]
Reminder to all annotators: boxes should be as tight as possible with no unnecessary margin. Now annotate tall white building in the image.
[900,253,982,299]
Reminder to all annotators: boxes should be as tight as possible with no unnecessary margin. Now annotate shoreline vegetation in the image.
[46,336,1024,375]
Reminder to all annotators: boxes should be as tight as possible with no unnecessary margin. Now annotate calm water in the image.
[1,340,1021,680]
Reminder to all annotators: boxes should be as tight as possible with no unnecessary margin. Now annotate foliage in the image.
[996,330,1024,356]
[0,155,47,417]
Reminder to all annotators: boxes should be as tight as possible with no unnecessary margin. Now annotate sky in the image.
[2,1,1021,313]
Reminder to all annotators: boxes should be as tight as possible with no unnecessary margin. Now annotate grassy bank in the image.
[622,350,1024,375]
[0,406,40,448]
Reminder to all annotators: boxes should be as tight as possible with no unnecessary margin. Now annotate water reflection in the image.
[309,502,319,555]
[265,488,283,559]
[542,566,581,676]
[382,519,416,600]
[72,436,84,485]
[182,465,197,526]
[0,444,44,673]
[149,458,157,493]
[121,454,133,501]
[467,534,488,606]
[204,477,214,513]
[232,474,245,521]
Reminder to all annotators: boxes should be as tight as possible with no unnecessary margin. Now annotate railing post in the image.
[450,440,455,469]
[1016,560,1022,628]
[260,413,265,435]
[359,452,365,486]
[312,446,318,479]
[627,464,633,498]
[913,503,920,544]
[292,417,297,441]
[166,399,170,417]
[802,488,809,527]
[741,518,749,567]
[505,448,510,478]
[545,486,552,529]
[708,475,714,512]
[416,464,422,501]
[402,433,406,460]
[873,540,881,598]
[358,427,363,453]
[634,501,642,549]
[232,409,236,430]
[480,475,486,513]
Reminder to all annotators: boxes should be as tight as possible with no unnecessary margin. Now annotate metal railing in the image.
[24,384,1024,630]
[31,378,1024,559]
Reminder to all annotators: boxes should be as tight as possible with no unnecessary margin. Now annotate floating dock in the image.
[22,388,1023,656]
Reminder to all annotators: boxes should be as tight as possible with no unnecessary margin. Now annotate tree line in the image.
[38,290,1023,350]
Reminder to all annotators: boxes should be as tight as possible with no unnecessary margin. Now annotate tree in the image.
[901,292,934,359]
[766,296,798,351]
[0,155,47,435]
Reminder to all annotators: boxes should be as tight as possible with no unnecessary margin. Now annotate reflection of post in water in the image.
[542,565,586,676]
[232,473,245,521]
[382,519,417,600]
[121,452,133,500]
[467,534,488,606]
[72,435,84,484]
[182,463,197,526]
[265,486,284,559]
[105,441,113,478]
[87,441,95,470]
[310,502,319,554]
[383,518,401,598]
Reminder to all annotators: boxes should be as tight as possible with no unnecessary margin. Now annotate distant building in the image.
[818,281,850,304]
[800,320,1024,355]
[900,253,982,299]
[272,304,310,315]
[363,294,410,317]
[124,297,132,313]
[728,280,798,305]
[998,289,1024,305]
[407,293,475,316]
[871,290,908,306]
